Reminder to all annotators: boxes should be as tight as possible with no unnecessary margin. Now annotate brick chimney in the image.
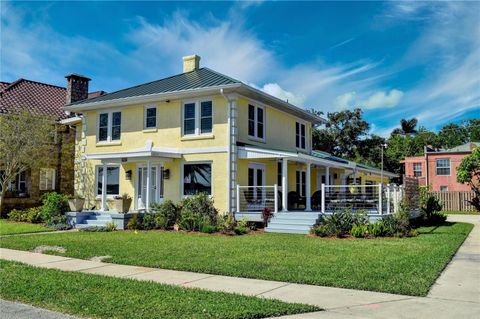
[183,55,201,73]
[65,73,91,104]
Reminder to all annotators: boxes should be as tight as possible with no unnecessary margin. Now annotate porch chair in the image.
[311,190,322,210]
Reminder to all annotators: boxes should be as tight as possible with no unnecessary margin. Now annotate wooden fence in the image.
[430,191,477,212]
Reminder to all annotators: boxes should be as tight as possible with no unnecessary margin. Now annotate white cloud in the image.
[335,91,356,110]
[360,89,404,109]
[260,83,306,106]
[334,89,403,110]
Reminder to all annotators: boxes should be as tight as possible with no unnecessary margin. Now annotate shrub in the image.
[40,192,69,225]
[262,208,273,226]
[8,207,44,223]
[317,209,369,238]
[177,210,204,231]
[350,224,367,238]
[105,221,117,232]
[310,224,335,237]
[179,193,218,225]
[367,222,386,237]
[149,200,179,229]
[218,213,236,233]
[200,224,217,234]
[127,214,142,230]
[427,211,447,225]
[234,226,249,235]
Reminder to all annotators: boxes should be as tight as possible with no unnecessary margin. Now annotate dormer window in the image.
[296,122,306,149]
[183,100,213,136]
[98,111,121,142]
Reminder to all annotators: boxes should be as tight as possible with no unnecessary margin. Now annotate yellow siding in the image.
[84,95,228,154]
[236,97,311,153]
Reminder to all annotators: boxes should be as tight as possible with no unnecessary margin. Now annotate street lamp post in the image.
[381,143,387,184]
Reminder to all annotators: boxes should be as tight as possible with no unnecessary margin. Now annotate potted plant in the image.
[68,195,85,212]
[114,193,132,213]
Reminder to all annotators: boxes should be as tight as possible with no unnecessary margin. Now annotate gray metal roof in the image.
[67,68,240,106]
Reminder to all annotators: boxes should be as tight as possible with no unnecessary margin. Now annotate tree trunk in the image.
[0,187,6,218]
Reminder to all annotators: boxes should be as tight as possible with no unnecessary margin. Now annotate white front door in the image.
[137,165,161,210]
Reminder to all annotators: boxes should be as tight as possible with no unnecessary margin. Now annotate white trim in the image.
[144,104,157,129]
[97,109,122,143]
[247,103,266,142]
[182,98,214,137]
[59,116,82,125]
[181,161,213,197]
[295,121,307,151]
[95,164,120,197]
[435,158,451,176]
[85,146,229,161]
[39,168,56,191]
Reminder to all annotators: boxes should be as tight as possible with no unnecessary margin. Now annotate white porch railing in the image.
[236,185,279,213]
[236,183,404,215]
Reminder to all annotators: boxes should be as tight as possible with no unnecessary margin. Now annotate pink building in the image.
[401,142,479,192]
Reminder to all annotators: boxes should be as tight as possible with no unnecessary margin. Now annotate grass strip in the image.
[0,260,319,319]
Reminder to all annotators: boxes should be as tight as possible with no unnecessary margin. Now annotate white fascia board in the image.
[59,116,82,125]
[64,83,242,112]
[298,153,353,169]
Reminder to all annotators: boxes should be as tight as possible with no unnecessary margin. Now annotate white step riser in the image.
[266,228,309,234]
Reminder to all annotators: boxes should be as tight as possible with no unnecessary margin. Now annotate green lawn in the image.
[0,222,473,296]
[444,211,480,215]
[0,260,318,319]
[0,219,52,235]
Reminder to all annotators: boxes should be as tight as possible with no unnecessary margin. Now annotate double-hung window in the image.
[183,163,212,195]
[39,168,55,191]
[183,100,213,135]
[248,104,265,140]
[144,106,157,129]
[98,111,121,142]
[436,159,450,176]
[96,166,120,196]
[296,122,306,149]
[413,163,422,177]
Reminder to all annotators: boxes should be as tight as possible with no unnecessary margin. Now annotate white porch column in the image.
[146,160,151,211]
[282,158,288,211]
[326,166,330,191]
[101,163,107,211]
[306,163,312,211]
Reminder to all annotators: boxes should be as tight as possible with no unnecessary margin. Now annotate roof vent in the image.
[183,55,201,73]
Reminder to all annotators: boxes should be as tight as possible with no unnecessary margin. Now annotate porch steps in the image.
[265,212,321,234]
[75,213,113,229]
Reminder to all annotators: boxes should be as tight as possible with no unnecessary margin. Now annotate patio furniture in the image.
[288,191,299,210]
[311,190,322,210]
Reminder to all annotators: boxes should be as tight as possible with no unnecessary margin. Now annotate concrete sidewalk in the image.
[1,214,479,319]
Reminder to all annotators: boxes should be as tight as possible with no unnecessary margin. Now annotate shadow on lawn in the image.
[415,221,457,235]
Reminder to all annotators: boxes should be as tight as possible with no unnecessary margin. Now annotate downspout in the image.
[424,145,428,187]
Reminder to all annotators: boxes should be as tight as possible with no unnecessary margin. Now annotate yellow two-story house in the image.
[64,55,397,231]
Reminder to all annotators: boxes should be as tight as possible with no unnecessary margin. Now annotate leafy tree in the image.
[312,108,369,159]
[437,123,469,149]
[0,110,56,213]
[456,147,480,211]
[465,119,480,142]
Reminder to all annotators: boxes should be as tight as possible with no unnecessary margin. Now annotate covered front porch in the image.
[234,146,400,223]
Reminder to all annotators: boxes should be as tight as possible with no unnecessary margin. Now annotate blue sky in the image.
[1,1,479,136]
